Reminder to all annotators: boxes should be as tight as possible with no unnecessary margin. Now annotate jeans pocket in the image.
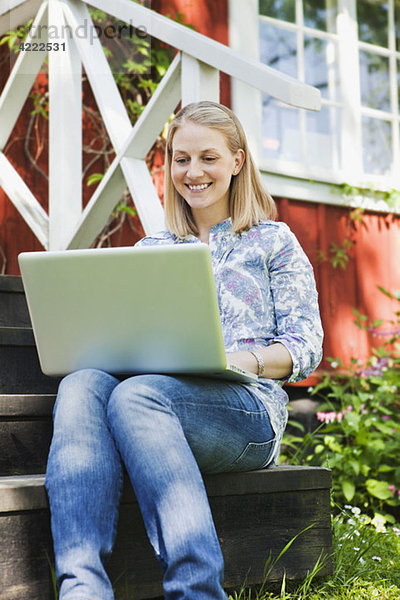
[226,438,276,472]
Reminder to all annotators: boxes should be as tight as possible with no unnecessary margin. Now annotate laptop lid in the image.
[18,244,254,380]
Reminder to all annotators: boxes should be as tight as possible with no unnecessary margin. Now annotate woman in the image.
[45,101,323,600]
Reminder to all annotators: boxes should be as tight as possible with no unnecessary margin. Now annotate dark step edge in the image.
[0,326,35,345]
[0,275,24,293]
[0,394,56,417]
[0,467,332,514]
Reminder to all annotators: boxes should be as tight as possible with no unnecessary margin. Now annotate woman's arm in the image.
[227,343,293,380]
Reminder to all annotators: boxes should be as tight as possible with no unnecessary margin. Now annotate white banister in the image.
[181,53,220,106]
[48,0,82,250]
[87,0,321,111]
[0,0,322,251]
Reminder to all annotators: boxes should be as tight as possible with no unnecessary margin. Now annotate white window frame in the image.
[229,0,400,214]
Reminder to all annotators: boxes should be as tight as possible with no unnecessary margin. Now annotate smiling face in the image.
[170,121,244,228]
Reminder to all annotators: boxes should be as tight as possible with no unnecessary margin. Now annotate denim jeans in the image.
[45,368,276,600]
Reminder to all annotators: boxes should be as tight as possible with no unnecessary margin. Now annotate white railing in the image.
[0,0,321,250]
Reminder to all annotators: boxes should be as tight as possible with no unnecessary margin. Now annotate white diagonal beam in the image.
[60,0,131,153]
[65,161,126,249]
[87,0,321,110]
[121,157,164,234]
[181,53,219,106]
[48,0,82,250]
[65,53,182,248]
[0,152,49,247]
[0,1,49,150]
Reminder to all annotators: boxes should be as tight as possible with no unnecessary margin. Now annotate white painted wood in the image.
[337,0,363,180]
[48,0,82,250]
[66,162,127,249]
[66,52,181,248]
[229,0,262,165]
[120,157,165,234]
[87,0,321,110]
[181,53,219,105]
[0,152,49,247]
[59,0,131,153]
[0,0,42,36]
[124,52,181,159]
[0,1,48,150]
[262,170,400,215]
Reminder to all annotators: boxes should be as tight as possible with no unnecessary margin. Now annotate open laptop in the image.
[18,244,258,383]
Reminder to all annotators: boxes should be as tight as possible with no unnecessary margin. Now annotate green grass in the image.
[227,506,400,600]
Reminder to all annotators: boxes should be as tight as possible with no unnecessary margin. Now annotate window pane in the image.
[303,0,338,33]
[259,22,297,77]
[304,36,339,101]
[259,0,295,22]
[261,97,302,162]
[362,117,392,175]
[357,0,388,47]
[306,106,341,169]
[360,50,390,111]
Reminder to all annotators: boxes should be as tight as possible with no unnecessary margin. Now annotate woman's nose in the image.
[187,160,204,178]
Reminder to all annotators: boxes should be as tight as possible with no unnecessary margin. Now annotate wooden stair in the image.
[0,275,333,599]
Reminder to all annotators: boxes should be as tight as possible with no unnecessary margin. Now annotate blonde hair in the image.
[164,101,276,237]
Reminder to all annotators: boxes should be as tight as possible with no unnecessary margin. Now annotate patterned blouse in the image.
[136,218,323,463]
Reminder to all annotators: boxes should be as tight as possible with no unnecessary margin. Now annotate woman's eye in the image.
[203,157,216,162]
[175,158,188,164]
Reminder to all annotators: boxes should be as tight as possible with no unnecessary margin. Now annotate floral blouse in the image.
[136,218,323,463]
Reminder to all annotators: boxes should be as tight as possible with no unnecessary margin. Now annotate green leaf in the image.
[342,479,355,502]
[366,479,393,500]
[87,173,104,186]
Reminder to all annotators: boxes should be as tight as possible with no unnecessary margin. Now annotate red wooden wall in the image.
[1,0,399,378]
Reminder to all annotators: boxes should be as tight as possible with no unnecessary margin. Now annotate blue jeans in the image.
[45,369,276,600]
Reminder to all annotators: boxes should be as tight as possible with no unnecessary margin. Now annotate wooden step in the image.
[0,395,55,476]
[0,466,333,600]
[0,275,31,328]
[0,326,60,394]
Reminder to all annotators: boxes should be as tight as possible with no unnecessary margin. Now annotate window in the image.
[230,0,400,197]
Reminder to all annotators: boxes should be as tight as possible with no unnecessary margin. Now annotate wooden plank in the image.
[0,345,60,394]
[181,53,220,105]
[48,0,82,250]
[0,420,52,476]
[0,326,34,345]
[0,153,49,248]
[87,0,321,110]
[0,394,55,417]
[0,1,49,150]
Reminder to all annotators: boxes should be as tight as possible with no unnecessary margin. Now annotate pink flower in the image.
[346,405,353,412]
[389,485,396,494]
[382,415,390,421]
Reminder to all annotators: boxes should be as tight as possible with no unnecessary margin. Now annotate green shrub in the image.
[281,288,400,526]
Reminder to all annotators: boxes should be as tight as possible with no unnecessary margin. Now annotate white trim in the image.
[263,170,400,215]
[0,152,49,247]
[48,0,82,250]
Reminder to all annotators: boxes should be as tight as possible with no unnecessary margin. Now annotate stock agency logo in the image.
[30,19,148,44]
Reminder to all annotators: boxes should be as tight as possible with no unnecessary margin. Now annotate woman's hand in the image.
[226,343,293,379]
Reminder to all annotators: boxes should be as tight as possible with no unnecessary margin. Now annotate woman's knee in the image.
[54,368,119,424]
[107,374,175,421]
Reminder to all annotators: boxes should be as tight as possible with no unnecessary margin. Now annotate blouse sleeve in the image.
[266,223,323,383]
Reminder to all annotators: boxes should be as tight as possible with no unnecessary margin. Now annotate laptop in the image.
[18,244,258,383]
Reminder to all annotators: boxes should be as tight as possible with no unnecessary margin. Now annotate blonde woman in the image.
[45,101,323,600]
